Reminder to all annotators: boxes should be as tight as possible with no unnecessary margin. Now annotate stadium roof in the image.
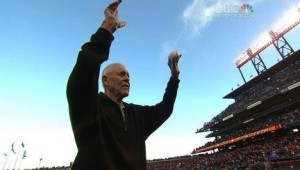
[224,49,300,99]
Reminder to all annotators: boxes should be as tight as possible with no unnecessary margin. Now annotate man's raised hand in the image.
[168,51,181,79]
[101,0,126,34]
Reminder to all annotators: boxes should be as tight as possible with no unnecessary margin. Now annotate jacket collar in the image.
[98,92,128,107]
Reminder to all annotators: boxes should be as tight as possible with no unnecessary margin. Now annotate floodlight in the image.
[234,6,300,68]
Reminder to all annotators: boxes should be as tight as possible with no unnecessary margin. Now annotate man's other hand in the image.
[168,51,181,79]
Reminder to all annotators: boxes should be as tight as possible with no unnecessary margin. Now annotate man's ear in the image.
[102,75,109,86]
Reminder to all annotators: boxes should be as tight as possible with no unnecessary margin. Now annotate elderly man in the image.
[66,1,181,169]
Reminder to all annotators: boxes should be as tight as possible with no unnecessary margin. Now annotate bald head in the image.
[102,63,125,77]
[101,63,130,100]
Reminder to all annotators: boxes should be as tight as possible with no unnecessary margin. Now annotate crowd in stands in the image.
[147,131,300,169]
[20,128,299,170]
[249,160,300,170]
[198,60,300,132]
[195,108,300,151]
[24,166,70,170]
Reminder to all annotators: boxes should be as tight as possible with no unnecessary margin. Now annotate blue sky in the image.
[1,0,300,169]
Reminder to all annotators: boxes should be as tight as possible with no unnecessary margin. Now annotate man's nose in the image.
[123,75,130,81]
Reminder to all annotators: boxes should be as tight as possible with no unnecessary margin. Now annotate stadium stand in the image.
[146,50,300,169]
[24,166,70,170]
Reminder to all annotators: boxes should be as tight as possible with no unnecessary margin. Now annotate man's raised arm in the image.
[66,1,126,147]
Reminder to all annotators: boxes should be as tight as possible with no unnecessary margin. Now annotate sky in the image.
[1,0,300,169]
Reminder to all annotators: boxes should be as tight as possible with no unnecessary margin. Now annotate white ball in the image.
[168,51,181,62]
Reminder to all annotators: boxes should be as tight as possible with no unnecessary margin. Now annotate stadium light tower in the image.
[234,6,300,84]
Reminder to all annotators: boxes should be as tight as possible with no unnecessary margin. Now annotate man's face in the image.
[103,64,130,98]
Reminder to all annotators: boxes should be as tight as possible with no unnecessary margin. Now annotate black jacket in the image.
[67,28,179,170]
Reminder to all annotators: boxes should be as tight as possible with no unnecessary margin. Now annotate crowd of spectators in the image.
[198,60,300,132]
[249,160,300,170]
[147,131,300,169]
[194,108,300,152]
[19,130,300,170]
[24,166,70,170]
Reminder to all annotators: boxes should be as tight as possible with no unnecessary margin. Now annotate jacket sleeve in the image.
[138,77,180,140]
[66,28,114,147]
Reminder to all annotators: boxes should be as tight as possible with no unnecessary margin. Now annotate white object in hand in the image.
[168,51,181,63]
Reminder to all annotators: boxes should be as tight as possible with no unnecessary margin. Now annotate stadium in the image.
[2,2,300,170]
[146,49,300,170]
[27,5,300,170]
[146,5,300,170]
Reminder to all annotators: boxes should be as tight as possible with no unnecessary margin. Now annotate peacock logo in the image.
[240,4,254,13]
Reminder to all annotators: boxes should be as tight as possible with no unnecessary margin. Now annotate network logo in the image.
[240,4,254,13]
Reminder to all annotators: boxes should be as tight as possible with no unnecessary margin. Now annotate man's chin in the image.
[122,93,129,98]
